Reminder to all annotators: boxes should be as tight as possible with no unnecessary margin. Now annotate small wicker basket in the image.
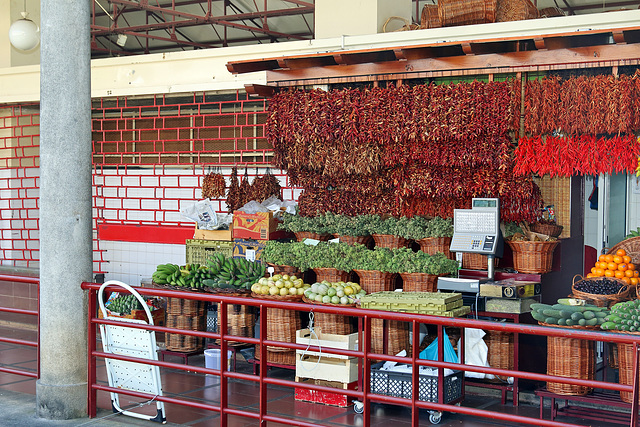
[485,330,513,382]
[418,236,454,260]
[507,240,558,274]
[546,333,595,395]
[420,4,441,29]
[529,222,563,238]
[371,234,410,249]
[438,0,496,27]
[462,252,499,270]
[571,275,629,308]
[267,263,300,276]
[165,298,207,352]
[399,272,443,292]
[496,0,538,22]
[353,269,396,294]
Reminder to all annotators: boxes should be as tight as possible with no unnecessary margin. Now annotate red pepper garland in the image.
[514,135,640,177]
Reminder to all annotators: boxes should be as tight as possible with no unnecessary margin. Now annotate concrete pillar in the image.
[315,0,412,39]
[36,0,92,420]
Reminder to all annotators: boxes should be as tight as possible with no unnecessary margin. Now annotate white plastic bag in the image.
[457,328,494,379]
[180,199,218,228]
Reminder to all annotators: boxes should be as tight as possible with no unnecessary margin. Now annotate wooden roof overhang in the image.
[227,24,640,95]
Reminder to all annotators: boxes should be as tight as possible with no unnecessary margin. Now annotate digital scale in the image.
[438,198,504,311]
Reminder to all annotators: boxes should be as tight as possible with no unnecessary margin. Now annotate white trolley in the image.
[98,280,166,423]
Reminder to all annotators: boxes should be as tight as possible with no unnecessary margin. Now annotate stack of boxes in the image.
[479,281,542,314]
[231,210,292,263]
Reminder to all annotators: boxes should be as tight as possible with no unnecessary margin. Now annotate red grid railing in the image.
[83,282,640,427]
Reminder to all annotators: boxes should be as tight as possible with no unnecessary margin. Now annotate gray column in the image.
[37,0,92,420]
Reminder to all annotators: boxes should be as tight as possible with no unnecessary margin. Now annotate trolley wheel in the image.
[353,400,364,414]
[429,411,442,425]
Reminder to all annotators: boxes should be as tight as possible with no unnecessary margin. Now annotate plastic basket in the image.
[186,239,234,265]
[370,362,463,403]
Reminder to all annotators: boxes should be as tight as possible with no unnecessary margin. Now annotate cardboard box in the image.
[193,224,232,241]
[485,297,538,314]
[480,281,541,299]
[232,210,289,240]
[232,238,266,262]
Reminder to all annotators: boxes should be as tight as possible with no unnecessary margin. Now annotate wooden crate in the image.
[296,329,358,355]
[295,353,359,384]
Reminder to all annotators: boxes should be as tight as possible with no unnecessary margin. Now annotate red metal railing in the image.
[0,274,39,379]
[82,282,640,427]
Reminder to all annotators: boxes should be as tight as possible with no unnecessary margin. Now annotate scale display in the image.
[450,198,502,256]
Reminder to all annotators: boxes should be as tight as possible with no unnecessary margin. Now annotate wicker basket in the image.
[462,252,499,270]
[313,311,355,335]
[438,0,496,27]
[617,340,640,403]
[538,6,565,17]
[571,275,630,308]
[254,345,296,366]
[546,334,595,395]
[314,267,350,283]
[372,234,410,249]
[485,330,514,382]
[294,231,332,242]
[266,263,300,276]
[336,235,372,246]
[399,272,442,292]
[371,318,410,362]
[496,0,538,22]
[265,308,301,352]
[418,237,454,260]
[608,236,640,266]
[420,4,441,29]
[216,303,255,345]
[354,269,396,294]
[165,298,207,352]
[508,240,558,274]
[529,222,563,238]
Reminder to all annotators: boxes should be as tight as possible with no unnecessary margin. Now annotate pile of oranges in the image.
[587,248,639,285]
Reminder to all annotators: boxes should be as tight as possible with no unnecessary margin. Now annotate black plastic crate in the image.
[370,362,463,403]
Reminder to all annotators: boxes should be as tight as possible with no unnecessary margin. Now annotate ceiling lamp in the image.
[9,10,40,51]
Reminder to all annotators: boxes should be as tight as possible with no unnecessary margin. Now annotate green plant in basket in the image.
[349,245,395,272]
[388,247,458,275]
[277,211,329,234]
[402,216,453,240]
[321,212,371,237]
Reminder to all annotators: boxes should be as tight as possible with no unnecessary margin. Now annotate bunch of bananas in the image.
[203,252,266,290]
[106,294,143,315]
[152,263,212,290]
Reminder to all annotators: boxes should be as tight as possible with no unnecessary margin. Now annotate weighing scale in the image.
[438,198,504,311]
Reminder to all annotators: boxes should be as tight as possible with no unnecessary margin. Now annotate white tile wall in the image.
[101,241,186,285]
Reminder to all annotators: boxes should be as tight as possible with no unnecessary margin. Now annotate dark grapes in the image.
[574,278,625,295]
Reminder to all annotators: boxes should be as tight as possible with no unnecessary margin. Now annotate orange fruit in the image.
[635,270,639,278]
[625,269,634,278]
[599,254,607,263]
[604,254,614,263]
[613,255,623,264]
[622,277,631,284]
[605,269,615,277]
[623,255,632,264]
[628,263,635,271]
[618,263,628,271]
[595,268,605,276]
[591,267,598,274]
[586,273,594,278]
[615,270,625,279]
[631,277,638,286]
[600,261,610,270]
[617,249,627,257]
[608,262,618,270]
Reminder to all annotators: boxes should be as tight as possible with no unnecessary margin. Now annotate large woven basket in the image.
[371,318,410,362]
[496,0,538,22]
[165,298,207,352]
[372,234,410,249]
[294,231,332,242]
[314,267,350,283]
[571,275,629,308]
[462,252,499,270]
[439,0,497,27]
[608,236,640,266]
[420,4,441,29]
[399,272,442,292]
[546,334,595,395]
[508,240,558,274]
[617,340,640,403]
[314,311,355,335]
[485,330,514,382]
[216,303,255,345]
[265,308,301,352]
[418,237,454,260]
[354,269,396,294]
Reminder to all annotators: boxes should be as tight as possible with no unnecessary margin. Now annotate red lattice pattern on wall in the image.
[0,91,300,271]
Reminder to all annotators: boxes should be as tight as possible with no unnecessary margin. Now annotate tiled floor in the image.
[0,325,635,426]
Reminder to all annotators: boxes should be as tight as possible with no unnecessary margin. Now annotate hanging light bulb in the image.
[9,10,40,51]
